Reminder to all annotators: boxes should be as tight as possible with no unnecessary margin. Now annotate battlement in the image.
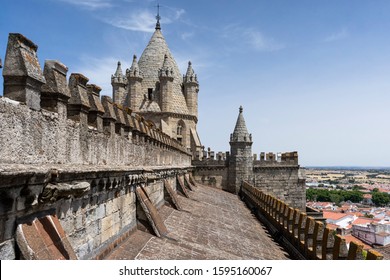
[253,151,299,166]
[0,33,190,167]
[241,181,383,260]
[192,148,299,166]
[193,147,228,162]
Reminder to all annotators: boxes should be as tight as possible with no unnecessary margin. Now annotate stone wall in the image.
[0,165,185,259]
[192,166,228,190]
[253,164,306,211]
[0,98,190,167]
[192,150,228,190]
[192,149,306,210]
[0,33,192,260]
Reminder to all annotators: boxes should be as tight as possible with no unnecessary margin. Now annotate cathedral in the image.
[111,16,202,158]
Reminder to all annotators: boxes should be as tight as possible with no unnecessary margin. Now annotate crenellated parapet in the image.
[68,73,91,123]
[0,33,195,260]
[41,60,71,112]
[241,181,383,260]
[0,33,191,167]
[254,151,299,167]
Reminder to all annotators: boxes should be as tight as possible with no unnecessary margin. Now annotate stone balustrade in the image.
[241,181,383,260]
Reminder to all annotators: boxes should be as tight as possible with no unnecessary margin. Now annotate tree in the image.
[372,192,390,206]
[306,188,317,201]
[329,193,342,204]
[343,191,363,203]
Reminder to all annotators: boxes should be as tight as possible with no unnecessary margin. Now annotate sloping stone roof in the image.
[138,28,189,115]
[139,100,161,112]
[105,184,290,260]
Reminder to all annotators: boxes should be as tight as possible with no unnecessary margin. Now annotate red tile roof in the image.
[344,234,372,250]
[323,211,350,221]
[352,217,375,225]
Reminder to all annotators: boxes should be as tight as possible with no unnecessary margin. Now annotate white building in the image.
[352,223,390,246]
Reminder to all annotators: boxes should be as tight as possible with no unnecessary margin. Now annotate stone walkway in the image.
[105,184,291,260]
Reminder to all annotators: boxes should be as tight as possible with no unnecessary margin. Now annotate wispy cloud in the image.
[323,28,348,42]
[58,0,113,10]
[174,8,185,20]
[102,7,186,32]
[243,29,284,51]
[222,24,284,52]
[104,10,156,32]
[181,32,194,41]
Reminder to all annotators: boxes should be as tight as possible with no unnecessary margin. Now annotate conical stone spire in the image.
[127,55,142,79]
[159,54,174,78]
[231,106,252,142]
[138,25,189,114]
[186,61,194,76]
[183,61,198,84]
[111,61,126,84]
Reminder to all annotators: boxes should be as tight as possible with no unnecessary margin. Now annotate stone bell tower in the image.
[228,106,253,194]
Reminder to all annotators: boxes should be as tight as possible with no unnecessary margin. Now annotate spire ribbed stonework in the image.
[111,61,127,85]
[127,55,142,80]
[138,28,189,114]
[111,61,127,104]
[183,61,198,84]
[111,14,202,158]
[231,106,252,142]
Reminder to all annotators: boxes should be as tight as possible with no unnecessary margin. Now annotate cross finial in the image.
[155,3,161,30]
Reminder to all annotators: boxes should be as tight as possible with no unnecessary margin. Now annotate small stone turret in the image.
[41,60,70,113]
[159,54,174,112]
[183,61,199,119]
[125,55,143,111]
[111,61,127,105]
[228,106,253,194]
[3,33,46,110]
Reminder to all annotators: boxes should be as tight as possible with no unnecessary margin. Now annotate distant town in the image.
[305,167,390,259]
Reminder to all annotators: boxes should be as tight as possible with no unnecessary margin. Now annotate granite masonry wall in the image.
[253,152,306,211]
[192,151,228,190]
[192,150,305,210]
[0,33,192,259]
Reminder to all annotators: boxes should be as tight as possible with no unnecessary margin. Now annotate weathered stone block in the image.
[3,33,46,110]
[96,204,105,220]
[101,228,113,243]
[0,239,16,260]
[41,60,70,112]
[101,216,112,232]
[75,213,85,230]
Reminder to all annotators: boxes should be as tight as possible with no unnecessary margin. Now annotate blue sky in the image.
[1,0,390,167]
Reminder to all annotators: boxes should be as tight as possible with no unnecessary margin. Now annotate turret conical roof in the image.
[128,55,142,79]
[111,61,126,84]
[231,106,252,142]
[138,28,189,114]
[184,61,198,84]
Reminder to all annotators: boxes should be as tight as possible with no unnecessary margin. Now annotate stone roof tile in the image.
[138,29,189,115]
